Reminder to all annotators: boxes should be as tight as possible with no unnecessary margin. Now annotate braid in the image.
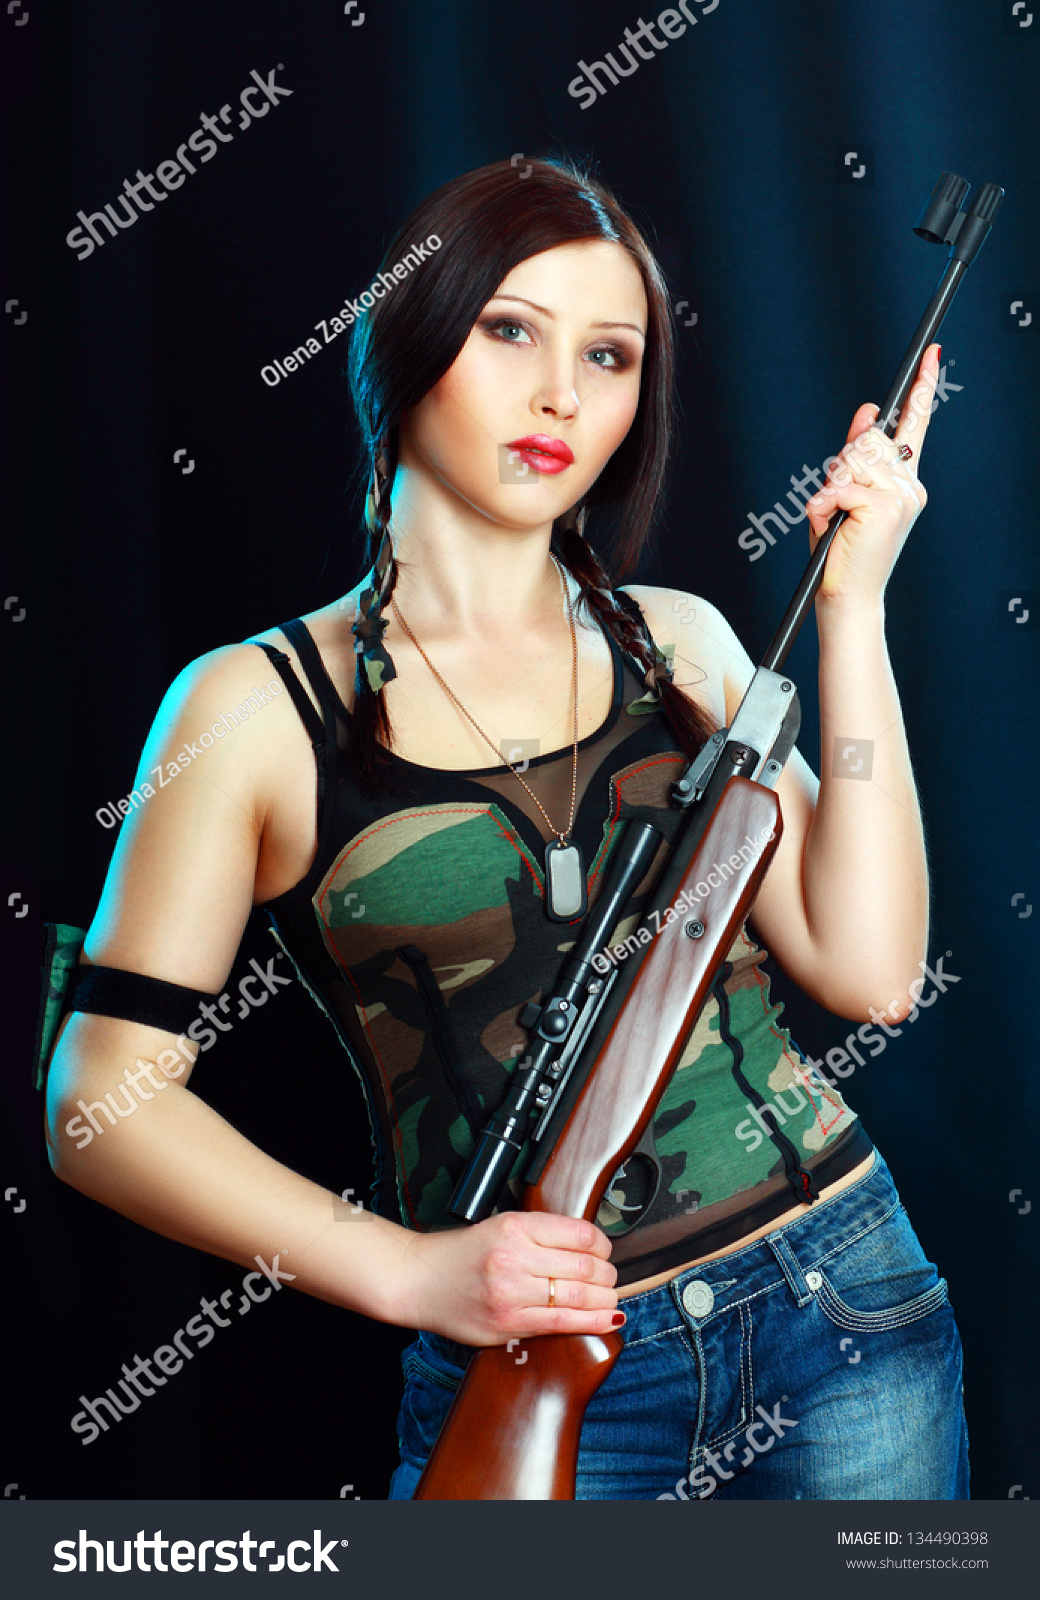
[348,442,402,796]
[555,524,717,759]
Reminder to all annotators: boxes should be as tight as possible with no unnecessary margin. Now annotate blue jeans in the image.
[387,1149,969,1500]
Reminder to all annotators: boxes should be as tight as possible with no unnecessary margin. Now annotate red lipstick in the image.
[505,434,574,475]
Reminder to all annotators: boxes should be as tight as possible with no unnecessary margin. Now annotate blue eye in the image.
[479,316,633,371]
[483,318,532,344]
[587,346,629,370]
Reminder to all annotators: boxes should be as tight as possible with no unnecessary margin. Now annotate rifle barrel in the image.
[446,820,663,1223]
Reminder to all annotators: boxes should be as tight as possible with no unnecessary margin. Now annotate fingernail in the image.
[611,1312,626,1326]
[936,344,942,365]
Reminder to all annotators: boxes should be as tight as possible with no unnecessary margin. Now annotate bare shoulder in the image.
[142,637,300,775]
[115,621,335,862]
[617,583,755,724]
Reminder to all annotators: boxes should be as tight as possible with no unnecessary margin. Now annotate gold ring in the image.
[548,1277,556,1308]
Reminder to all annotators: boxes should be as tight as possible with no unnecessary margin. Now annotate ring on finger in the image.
[872,429,914,465]
[548,1277,555,1308]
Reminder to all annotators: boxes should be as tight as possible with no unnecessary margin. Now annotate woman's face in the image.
[396,239,648,531]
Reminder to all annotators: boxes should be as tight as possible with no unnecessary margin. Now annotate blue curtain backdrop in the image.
[2,0,1036,1501]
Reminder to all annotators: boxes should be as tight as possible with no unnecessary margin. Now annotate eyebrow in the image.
[487,294,646,339]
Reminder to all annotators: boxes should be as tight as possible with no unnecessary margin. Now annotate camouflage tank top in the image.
[250,593,871,1285]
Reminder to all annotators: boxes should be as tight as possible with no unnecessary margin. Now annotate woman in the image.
[44,156,968,1500]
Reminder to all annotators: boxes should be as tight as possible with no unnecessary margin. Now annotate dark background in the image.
[2,0,1037,1503]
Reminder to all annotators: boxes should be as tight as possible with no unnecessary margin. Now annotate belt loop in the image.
[767,1230,814,1307]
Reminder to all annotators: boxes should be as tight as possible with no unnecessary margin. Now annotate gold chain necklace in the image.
[390,554,587,922]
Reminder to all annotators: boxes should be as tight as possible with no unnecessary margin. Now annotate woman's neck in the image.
[385,468,564,641]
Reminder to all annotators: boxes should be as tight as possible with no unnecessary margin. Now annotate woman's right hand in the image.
[391,1209,623,1346]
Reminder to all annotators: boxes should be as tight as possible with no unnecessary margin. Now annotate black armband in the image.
[33,922,219,1091]
[66,964,218,1032]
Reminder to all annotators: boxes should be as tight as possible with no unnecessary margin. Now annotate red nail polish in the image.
[611,1312,626,1326]
[936,344,942,364]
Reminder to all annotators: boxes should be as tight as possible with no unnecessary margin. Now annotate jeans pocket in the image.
[809,1203,950,1333]
[405,1341,467,1394]
[396,1337,467,1467]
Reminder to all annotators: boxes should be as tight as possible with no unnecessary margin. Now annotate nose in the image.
[533,352,580,422]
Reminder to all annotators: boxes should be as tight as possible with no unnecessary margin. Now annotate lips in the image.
[505,434,574,475]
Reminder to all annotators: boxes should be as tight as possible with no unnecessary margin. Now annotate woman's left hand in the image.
[806,342,941,605]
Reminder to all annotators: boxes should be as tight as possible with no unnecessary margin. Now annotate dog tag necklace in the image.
[390,555,587,922]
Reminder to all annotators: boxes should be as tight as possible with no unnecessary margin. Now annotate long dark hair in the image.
[346,154,714,790]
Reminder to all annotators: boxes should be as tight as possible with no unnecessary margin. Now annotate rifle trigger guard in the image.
[602,1123,664,1231]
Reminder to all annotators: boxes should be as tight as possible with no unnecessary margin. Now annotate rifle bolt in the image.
[684,920,705,939]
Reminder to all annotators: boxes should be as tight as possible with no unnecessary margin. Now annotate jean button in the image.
[681,1279,715,1318]
[805,1270,823,1292]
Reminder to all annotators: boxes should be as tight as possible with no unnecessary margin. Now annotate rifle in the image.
[414,171,1003,1500]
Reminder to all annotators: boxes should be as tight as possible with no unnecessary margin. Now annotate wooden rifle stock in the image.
[414,777,782,1499]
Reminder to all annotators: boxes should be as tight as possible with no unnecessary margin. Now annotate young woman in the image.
[44,156,968,1500]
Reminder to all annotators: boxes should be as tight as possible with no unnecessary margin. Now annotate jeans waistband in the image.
[421,1148,892,1367]
[624,1146,891,1339]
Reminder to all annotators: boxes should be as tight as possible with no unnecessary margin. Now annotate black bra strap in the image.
[249,639,326,747]
[279,617,354,725]
[67,965,219,1033]
[248,623,345,856]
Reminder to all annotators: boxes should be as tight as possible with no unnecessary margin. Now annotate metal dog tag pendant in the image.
[545,839,587,922]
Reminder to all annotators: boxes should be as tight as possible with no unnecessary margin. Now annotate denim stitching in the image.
[687,1327,708,1474]
[720,1304,756,1449]
[706,1417,750,1451]
[647,1272,788,1338]
[814,1274,949,1333]
[769,1231,814,1306]
[681,1274,788,1327]
[799,1197,904,1273]
[403,1350,464,1393]
[620,1164,898,1335]
[694,1307,751,1454]
[622,1322,686,1350]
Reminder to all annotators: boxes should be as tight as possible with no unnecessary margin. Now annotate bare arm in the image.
[45,642,413,1320]
[622,346,942,1021]
[45,640,619,1343]
[627,587,927,1022]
